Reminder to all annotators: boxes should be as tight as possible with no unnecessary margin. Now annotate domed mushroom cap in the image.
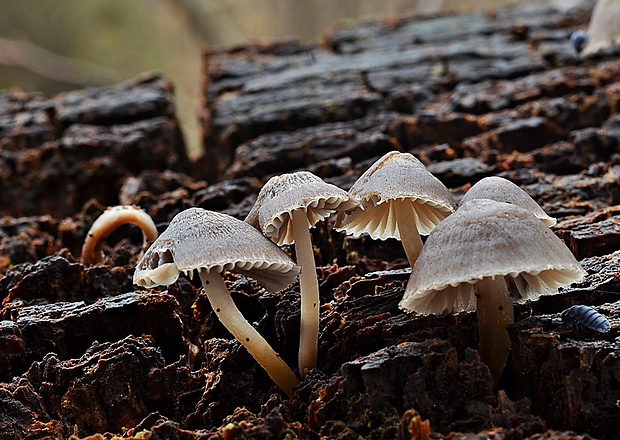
[460,176,556,227]
[399,199,587,315]
[245,171,356,245]
[336,151,456,239]
[581,0,620,57]
[134,208,300,291]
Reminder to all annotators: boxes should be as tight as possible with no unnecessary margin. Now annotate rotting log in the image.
[1,1,620,439]
[0,76,188,218]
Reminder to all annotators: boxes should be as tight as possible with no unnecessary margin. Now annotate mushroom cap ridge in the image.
[134,208,300,291]
[460,176,556,227]
[245,171,355,245]
[399,199,587,315]
[336,151,457,239]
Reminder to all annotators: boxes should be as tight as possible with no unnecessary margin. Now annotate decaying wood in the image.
[0,76,188,218]
[0,1,619,439]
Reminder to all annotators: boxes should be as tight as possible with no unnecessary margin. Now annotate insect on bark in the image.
[561,305,611,333]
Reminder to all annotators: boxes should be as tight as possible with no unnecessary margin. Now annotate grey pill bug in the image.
[561,305,611,333]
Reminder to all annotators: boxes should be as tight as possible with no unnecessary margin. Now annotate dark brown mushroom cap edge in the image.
[134,207,301,396]
[82,205,158,266]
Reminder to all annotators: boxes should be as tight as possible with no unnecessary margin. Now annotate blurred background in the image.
[0,0,585,156]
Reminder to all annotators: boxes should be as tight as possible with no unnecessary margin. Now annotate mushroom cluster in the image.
[80,151,586,395]
[399,181,586,382]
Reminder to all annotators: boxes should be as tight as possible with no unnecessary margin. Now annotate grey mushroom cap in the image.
[245,171,356,246]
[399,199,587,315]
[580,0,620,58]
[335,151,457,239]
[134,208,300,292]
[460,176,556,227]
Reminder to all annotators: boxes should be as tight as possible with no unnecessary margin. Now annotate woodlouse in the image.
[561,305,611,333]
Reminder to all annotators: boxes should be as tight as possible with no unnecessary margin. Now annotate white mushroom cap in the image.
[460,176,556,227]
[581,0,620,58]
[335,151,457,240]
[133,207,300,292]
[399,199,587,315]
[245,171,356,246]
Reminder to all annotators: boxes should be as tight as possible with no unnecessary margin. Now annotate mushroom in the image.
[335,151,456,266]
[134,207,301,396]
[245,171,355,376]
[460,176,556,226]
[571,0,620,57]
[82,205,159,265]
[399,199,587,383]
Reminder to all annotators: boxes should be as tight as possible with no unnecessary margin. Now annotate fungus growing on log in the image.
[245,171,355,376]
[336,151,456,266]
[134,207,301,396]
[399,199,586,383]
[82,205,158,265]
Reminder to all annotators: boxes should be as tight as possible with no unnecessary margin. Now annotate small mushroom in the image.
[335,151,456,266]
[134,207,301,396]
[82,205,158,265]
[245,171,355,376]
[573,0,620,58]
[460,176,556,226]
[399,199,586,383]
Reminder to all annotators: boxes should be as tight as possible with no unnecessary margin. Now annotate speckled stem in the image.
[475,276,514,385]
[291,208,320,377]
[200,270,299,396]
[394,199,424,267]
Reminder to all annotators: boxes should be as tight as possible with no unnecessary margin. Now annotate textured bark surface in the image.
[0,2,619,439]
[0,76,188,218]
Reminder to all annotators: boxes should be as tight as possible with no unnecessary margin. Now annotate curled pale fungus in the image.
[399,199,586,383]
[134,207,301,396]
[81,205,158,265]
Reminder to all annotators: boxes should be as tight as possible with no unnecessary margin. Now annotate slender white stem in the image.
[82,205,158,265]
[291,209,320,377]
[393,199,424,267]
[475,276,514,385]
[200,270,299,396]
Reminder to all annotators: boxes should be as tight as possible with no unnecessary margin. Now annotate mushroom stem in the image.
[475,276,514,385]
[199,270,299,397]
[291,208,320,377]
[82,205,158,265]
[394,199,424,266]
